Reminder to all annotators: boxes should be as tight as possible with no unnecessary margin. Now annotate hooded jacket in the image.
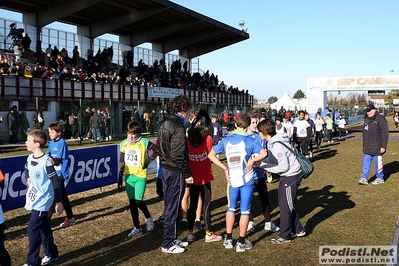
[363,111,388,156]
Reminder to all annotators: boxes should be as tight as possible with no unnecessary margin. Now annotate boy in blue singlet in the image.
[208,114,267,252]
[47,121,76,228]
[23,129,64,266]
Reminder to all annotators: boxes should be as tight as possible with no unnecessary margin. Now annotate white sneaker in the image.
[173,239,188,247]
[309,152,313,158]
[264,221,280,232]
[247,221,255,232]
[146,215,154,232]
[235,239,253,252]
[266,173,273,183]
[371,178,384,185]
[128,227,142,238]
[358,177,368,185]
[161,244,185,254]
[108,136,112,141]
[223,238,234,249]
[41,256,59,265]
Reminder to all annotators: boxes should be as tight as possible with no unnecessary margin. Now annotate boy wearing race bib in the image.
[23,129,64,266]
[118,121,156,238]
[208,114,267,252]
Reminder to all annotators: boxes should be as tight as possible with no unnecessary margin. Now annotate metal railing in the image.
[0,75,253,107]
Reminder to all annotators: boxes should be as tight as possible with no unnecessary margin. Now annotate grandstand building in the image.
[0,0,252,141]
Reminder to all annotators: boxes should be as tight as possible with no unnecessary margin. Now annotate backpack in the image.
[274,141,314,179]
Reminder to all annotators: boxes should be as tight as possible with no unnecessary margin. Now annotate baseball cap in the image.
[365,104,376,112]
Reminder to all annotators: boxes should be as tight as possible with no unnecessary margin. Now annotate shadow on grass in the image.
[60,227,163,266]
[312,148,338,161]
[382,161,399,182]
[5,206,117,242]
[297,185,355,235]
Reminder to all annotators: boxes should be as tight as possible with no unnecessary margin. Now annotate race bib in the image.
[26,185,44,207]
[124,149,141,167]
[226,141,246,187]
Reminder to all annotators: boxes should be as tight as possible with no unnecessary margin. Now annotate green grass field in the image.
[3,122,399,266]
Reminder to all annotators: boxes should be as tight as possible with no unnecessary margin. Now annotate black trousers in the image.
[253,178,271,222]
[188,182,212,231]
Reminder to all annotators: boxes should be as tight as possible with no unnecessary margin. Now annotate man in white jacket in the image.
[257,119,306,244]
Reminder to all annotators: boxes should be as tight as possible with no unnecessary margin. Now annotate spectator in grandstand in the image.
[358,104,389,185]
[13,41,21,60]
[45,44,52,55]
[21,33,31,54]
[72,46,80,67]
[33,106,45,130]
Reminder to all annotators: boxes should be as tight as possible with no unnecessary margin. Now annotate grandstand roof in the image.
[0,0,249,59]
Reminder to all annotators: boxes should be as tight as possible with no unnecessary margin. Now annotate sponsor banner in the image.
[319,246,397,264]
[0,145,118,212]
[147,87,184,99]
[347,115,365,125]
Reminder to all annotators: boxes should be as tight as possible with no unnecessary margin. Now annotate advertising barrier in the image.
[0,145,119,212]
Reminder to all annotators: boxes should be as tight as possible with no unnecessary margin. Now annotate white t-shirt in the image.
[337,118,346,129]
[314,118,325,132]
[294,119,310,138]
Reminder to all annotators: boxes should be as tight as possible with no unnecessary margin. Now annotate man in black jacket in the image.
[358,104,388,185]
[157,95,194,254]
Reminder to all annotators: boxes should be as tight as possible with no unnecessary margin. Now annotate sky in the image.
[1,1,399,100]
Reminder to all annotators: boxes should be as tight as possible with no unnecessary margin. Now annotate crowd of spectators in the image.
[0,43,248,95]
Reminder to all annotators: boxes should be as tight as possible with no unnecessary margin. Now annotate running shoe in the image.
[223,238,234,249]
[371,178,384,185]
[60,217,76,228]
[205,232,222,242]
[264,221,280,232]
[161,245,185,254]
[128,227,142,238]
[41,256,59,265]
[235,239,253,252]
[146,215,154,232]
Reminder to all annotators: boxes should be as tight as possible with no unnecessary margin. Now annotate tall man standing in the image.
[358,104,389,185]
[157,95,193,254]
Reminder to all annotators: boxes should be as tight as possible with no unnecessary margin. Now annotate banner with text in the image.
[147,87,184,99]
[0,145,118,212]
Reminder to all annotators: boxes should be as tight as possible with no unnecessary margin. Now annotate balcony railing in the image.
[0,75,253,107]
